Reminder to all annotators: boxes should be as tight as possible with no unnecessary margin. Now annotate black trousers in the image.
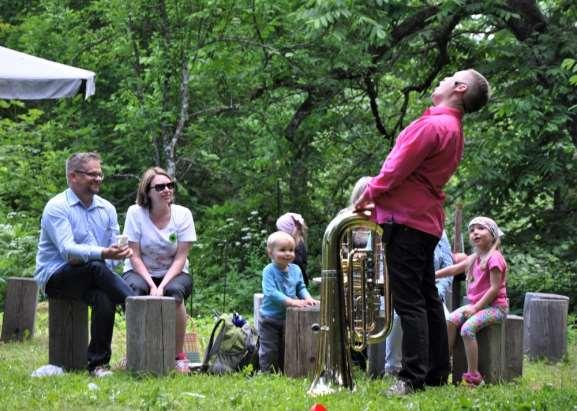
[45,261,134,371]
[383,223,450,388]
[122,270,192,304]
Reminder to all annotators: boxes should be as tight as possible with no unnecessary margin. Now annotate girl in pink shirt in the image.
[435,216,508,386]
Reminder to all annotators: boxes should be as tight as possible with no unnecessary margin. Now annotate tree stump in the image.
[450,273,466,311]
[452,321,504,384]
[366,315,386,378]
[504,314,523,380]
[253,293,263,333]
[523,292,569,362]
[284,305,320,378]
[1,277,38,342]
[126,296,176,376]
[49,298,88,370]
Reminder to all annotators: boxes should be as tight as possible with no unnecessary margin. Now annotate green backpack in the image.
[201,313,259,374]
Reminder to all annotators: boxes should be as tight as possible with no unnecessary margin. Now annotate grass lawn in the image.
[1,302,576,410]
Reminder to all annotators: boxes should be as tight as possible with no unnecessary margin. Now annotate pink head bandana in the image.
[276,212,304,235]
[468,216,504,240]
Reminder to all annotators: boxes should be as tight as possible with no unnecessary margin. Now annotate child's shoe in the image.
[461,371,484,387]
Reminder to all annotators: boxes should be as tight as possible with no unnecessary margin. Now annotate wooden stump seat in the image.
[523,292,569,362]
[253,293,263,333]
[504,314,524,380]
[1,277,38,342]
[126,296,176,376]
[452,321,504,384]
[284,305,320,378]
[49,298,88,370]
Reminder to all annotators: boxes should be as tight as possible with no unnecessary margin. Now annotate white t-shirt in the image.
[123,204,197,277]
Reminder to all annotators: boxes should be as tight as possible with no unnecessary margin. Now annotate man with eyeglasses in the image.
[354,69,490,395]
[34,152,134,377]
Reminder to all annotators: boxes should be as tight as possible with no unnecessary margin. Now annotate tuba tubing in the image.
[308,209,393,396]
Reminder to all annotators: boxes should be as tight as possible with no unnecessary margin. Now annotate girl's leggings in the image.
[448,305,508,338]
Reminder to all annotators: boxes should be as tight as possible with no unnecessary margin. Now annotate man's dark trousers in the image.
[384,223,450,389]
[45,261,134,371]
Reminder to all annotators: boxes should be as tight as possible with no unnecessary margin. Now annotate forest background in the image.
[1,0,576,317]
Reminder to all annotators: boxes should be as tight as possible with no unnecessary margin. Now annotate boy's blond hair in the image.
[266,231,295,253]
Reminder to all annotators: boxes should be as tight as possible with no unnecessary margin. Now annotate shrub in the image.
[507,245,577,314]
[189,203,269,316]
[0,212,38,309]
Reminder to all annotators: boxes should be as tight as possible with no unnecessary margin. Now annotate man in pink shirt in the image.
[355,69,490,395]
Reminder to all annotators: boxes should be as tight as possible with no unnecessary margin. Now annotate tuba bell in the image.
[308,209,393,396]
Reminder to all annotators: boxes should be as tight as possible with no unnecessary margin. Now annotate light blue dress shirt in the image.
[259,262,311,320]
[434,231,454,301]
[34,188,119,292]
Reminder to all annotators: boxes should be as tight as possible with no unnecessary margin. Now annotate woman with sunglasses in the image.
[122,167,196,373]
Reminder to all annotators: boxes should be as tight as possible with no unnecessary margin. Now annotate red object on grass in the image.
[310,404,327,411]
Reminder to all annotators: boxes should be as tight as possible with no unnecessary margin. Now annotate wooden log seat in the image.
[1,277,38,342]
[48,298,88,370]
[452,321,504,384]
[523,292,569,362]
[284,305,320,378]
[126,296,176,376]
[253,293,264,333]
[504,314,524,380]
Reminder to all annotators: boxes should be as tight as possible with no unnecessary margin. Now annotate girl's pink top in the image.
[467,250,508,308]
[365,106,464,238]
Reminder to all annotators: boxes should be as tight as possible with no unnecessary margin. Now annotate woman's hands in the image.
[149,284,165,297]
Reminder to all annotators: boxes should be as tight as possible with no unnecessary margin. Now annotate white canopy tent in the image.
[0,46,95,100]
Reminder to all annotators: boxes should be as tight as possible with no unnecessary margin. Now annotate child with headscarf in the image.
[435,216,508,387]
[276,212,309,286]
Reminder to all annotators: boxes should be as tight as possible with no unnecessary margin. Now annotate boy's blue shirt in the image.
[260,262,311,319]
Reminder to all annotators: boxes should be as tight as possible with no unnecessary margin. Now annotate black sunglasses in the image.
[151,182,176,192]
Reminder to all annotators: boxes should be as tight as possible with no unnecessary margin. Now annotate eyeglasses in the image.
[75,170,104,179]
[151,182,176,192]
[454,81,469,87]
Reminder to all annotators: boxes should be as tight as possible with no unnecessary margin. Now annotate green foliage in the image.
[189,205,269,315]
[2,0,577,315]
[507,245,577,314]
[0,215,38,308]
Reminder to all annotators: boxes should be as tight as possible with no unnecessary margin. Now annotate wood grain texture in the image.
[284,306,320,378]
[1,277,38,342]
[126,296,176,376]
[524,292,569,362]
[48,298,88,370]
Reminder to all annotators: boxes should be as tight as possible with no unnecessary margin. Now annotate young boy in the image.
[258,231,319,373]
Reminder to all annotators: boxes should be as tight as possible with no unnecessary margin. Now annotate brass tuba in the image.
[308,209,393,396]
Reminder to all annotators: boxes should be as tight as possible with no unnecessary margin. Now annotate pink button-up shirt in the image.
[365,106,463,237]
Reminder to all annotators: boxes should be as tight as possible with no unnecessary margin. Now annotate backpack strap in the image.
[201,318,225,372]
